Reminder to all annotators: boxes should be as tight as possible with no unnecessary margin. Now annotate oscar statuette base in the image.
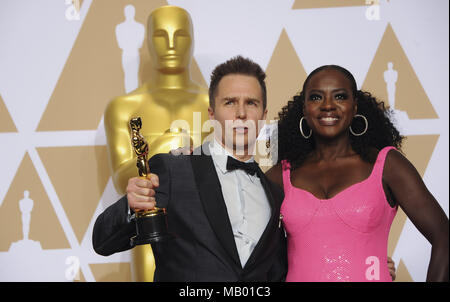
[130,209,174,246]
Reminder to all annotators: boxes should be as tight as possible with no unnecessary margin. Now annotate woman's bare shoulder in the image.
[265,162,283,189]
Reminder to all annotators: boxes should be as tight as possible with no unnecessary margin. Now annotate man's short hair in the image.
[209,55,267,109]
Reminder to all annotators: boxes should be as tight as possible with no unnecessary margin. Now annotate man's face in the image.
[208,74,267,154]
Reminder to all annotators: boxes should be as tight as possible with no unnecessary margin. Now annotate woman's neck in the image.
[312,135,355,162]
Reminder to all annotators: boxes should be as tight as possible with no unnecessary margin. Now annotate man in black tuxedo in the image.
[93,56,287,281]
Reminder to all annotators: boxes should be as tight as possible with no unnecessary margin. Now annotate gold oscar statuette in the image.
[129,117,172,245]
[104,5,210,281]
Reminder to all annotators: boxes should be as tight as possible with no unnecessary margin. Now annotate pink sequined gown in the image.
[281,147,397,282]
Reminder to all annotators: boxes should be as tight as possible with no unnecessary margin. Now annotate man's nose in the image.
[236,103,247,119]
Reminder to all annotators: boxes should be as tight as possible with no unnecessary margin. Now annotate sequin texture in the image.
[281,147,398,282]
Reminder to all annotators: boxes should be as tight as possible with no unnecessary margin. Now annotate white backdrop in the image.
[0,0,448,282]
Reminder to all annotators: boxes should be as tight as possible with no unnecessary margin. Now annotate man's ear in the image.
[208,106,214,120]
[262,108,268,121]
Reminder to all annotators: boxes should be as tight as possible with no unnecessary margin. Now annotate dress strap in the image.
[372,146,397,179]
[281,160,292,193]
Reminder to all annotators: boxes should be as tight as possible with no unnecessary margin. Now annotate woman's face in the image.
[303,69,357,140]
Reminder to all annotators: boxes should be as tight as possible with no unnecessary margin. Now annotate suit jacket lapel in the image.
[190,144,242,269]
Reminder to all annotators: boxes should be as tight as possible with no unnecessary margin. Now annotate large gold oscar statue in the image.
[104,5,209,282]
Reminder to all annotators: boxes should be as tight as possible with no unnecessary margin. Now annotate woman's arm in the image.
[383,150,449,281]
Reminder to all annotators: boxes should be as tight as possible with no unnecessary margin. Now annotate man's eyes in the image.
[224,99,259,105]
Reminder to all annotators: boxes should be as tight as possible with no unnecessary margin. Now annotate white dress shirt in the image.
[209,139,271,267]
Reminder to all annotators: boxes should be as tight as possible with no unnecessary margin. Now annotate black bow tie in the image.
[226,156,260,177]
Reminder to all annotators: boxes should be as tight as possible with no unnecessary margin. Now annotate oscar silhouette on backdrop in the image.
[103,5,209,281]
[382,61,440,136]
[384,62,398,110]
[115,5,145,93]
[9,190,42,252]
[3,190,70,281]
[384,62,408,128]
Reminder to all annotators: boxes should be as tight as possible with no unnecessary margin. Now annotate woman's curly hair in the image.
[276,65,404,170]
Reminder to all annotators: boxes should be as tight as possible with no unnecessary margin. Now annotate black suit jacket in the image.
[92,144,287,281]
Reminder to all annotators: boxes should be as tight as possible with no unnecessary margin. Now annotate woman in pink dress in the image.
[266,65,449,282]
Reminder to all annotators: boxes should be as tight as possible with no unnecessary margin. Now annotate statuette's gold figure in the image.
[130,117,150,177]
[104,6,209,281]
